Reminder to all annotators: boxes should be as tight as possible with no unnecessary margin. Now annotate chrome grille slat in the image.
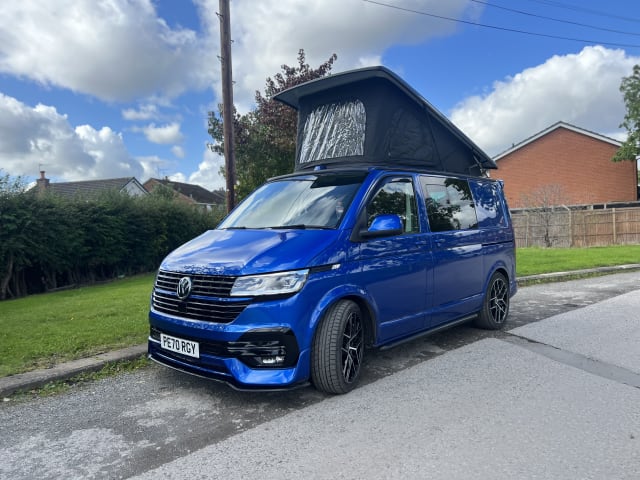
[152,270,248,323]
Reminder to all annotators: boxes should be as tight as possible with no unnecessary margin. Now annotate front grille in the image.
[153,270,249,323]
[155,270,236,297]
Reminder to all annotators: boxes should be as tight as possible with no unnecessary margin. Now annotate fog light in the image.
[257,355,286,366]
[231,329,300,368]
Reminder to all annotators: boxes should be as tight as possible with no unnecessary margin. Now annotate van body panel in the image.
[148,168,517,391]
[160,228,343,276]
[429,229,485,327]
[349,233,432,341]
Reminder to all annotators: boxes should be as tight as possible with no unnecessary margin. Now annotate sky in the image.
[1,0,639,191]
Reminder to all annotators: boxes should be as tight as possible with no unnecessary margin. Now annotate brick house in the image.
[144,178,225,212]
[493,122,638,208]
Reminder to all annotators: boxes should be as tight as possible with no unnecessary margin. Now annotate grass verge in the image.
[516,245,640,276]
[0,274,154,377]
[5,356,150,402]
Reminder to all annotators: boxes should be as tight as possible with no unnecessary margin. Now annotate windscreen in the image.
[219,173,366,229]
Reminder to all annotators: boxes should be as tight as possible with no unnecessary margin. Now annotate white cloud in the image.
[187,147,226,191]
[171,145,186,158]
[137,155,173,181]
[122,104,160,121]
[0,0,212,102]
[141,123,184,144]
[356,55,384,68]
[450,46,639,156]
[167,172,187,183]
[0,0,482,109]
[0,93,145,181]
[197,0,480,110]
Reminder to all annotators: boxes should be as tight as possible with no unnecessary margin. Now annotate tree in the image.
[520,184,569,247]
[0,170,25,196]
[0,172,27,299]
[613,64,640,162]
[208,49,337,200]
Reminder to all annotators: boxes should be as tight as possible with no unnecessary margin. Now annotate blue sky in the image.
[1,0,639,191]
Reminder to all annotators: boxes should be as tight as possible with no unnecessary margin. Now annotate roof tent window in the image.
[299,100,366,164]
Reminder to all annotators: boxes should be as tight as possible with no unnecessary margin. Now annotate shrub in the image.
[0,188,222,300]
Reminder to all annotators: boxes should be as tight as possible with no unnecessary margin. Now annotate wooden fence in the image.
[511,206,640,248]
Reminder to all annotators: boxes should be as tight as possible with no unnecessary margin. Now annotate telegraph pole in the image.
[219,0,236,212]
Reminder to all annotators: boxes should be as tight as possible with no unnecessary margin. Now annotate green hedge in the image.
[0,189,223,300]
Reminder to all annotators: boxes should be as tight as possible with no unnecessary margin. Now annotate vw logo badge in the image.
[176,277,192,300]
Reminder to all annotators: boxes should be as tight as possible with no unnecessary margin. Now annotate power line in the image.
[522,0,640,24]
[362,0,640,48]
[471,0,640,37]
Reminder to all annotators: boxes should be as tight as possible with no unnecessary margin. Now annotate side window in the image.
[470,180,507,228]
[420,176,478,232]
[367,178,420,234]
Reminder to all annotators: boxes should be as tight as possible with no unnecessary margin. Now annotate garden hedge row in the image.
[0,189,223,300]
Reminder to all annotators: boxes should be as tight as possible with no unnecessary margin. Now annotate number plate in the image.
[160,333,200,359]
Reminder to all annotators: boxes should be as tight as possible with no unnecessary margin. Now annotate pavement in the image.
[1,263,639,399]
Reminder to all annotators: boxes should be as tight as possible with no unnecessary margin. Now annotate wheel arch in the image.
[339,295,376,348]
[485,261,512,294]
[309,286,378,349]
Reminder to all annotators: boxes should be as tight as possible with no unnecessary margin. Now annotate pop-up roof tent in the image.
[274,66,496,176]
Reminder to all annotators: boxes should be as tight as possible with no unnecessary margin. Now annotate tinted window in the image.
[219,173,365,229]
[367,178,420,233]
[469,180,507,228]
[420,177,478,232]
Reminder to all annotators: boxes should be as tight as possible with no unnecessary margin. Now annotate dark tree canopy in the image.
[613,64,640,162]
[208,49,337,200]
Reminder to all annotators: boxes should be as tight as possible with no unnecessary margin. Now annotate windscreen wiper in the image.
[269,224,308,229]
[269,224,333,230]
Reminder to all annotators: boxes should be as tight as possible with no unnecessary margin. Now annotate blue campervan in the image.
[148,67,517,394]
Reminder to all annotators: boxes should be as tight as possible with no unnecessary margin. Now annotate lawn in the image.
[1,245,639,377]
[516,245,640,276]
[0,274,154,377]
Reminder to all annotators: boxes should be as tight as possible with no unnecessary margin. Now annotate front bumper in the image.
[147,322,310,390]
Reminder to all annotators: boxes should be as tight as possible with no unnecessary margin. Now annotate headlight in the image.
[230,269,309,297]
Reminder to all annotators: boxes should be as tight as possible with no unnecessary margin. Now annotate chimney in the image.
[36,171,50,193]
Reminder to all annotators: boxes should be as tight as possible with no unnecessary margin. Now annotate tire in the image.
[311,300,364,394]
[474,272,510,330]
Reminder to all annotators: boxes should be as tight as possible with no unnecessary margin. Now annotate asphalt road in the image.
[1,271,639,479]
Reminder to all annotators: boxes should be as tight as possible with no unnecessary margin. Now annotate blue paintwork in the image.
[367,214,403,234]
[148,168,517,390]
[160,229,343,276]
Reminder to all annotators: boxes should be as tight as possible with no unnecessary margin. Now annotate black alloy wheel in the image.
[311,300,364,394]
[474,272,510,330]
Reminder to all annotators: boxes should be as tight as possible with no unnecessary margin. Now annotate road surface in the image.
[1,271,639,479]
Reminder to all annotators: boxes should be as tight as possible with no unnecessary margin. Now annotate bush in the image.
[0,187,222,300]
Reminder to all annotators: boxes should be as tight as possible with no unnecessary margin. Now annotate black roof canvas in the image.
[274,66,496,176]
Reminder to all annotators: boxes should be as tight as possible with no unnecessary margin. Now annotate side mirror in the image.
[360,214,403,239]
